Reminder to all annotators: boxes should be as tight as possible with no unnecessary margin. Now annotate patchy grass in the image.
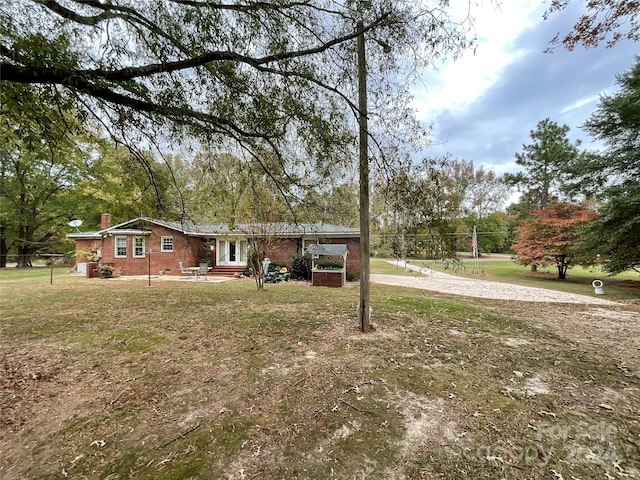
[1,269,639,479]
[403,257,640,301]
[370,259,429,277]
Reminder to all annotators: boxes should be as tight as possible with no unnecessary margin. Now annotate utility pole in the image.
[357,21,370,332]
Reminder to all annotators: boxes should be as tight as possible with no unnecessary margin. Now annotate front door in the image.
[217,239,247,266]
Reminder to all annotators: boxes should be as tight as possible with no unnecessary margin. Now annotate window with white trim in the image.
[115,236,127,257]
[133,236,145,257]
[161,236,174,252]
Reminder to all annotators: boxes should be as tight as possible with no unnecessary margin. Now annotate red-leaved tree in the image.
[511,202,597,279]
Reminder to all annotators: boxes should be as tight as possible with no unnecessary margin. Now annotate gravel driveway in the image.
[371,261,620,305]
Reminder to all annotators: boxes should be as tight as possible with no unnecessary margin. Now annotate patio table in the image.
[186,267,200,278]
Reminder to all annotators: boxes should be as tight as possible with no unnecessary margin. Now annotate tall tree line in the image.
[509,58,640,275]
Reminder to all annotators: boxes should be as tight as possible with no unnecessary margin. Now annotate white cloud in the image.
[412,1,544,119]
[408,1,637,174]
[558,95,600,115]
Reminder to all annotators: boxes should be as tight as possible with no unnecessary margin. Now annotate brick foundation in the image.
[312,269,345,288]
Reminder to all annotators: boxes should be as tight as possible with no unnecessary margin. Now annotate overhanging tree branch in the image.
[34,0,117,25]
[2,11,390,83]
[169,0,336,14]
[1,62,282,140]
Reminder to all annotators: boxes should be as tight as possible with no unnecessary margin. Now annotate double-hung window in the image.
[161,236,174,252]
[115,236,127,257]
[133,236,145,258]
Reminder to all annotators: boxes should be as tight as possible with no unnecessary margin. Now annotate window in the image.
[303,238,316,252]
[161,236,174,252]
[134,236,145,257]
[115,236,127,257]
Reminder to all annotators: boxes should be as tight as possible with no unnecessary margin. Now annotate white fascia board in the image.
[107,229,152,235]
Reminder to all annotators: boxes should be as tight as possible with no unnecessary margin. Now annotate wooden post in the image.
[357,21,371,332]
[50,255,54,285]
[148,249,152,287]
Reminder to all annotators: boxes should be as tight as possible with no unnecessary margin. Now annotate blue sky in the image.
[412,1,637,175]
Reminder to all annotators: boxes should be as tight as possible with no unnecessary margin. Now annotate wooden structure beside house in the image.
[307,243,349,288]
[68,214,361,279]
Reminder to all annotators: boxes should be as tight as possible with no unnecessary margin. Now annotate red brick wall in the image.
[267,238,298,266]
[101,213,112,229]
[312,270,345,287]
[74,239,102,263]
[268,236,361,280]
[100,226,203,276]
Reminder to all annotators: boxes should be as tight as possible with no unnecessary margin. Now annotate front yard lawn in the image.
[1,269,639,479]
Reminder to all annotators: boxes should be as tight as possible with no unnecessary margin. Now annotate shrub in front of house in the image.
[291,254,312,280]
[97,265,121,278]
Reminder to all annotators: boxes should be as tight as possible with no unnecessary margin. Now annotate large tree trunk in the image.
[16,249,33,268]
[557,266,566,279]
[16,224,39,267]
[556,255,569,280]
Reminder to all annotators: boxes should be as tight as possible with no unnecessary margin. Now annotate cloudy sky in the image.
[412,1,638,175]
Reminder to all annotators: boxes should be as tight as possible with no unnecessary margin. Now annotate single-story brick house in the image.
[68,214,360,278]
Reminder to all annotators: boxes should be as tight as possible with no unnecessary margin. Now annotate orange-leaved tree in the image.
[511,202,596,279]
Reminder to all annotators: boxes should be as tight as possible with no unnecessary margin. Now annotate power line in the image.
[372,231,511,239]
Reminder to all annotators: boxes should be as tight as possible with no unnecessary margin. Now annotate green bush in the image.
[291,254,312,280]
[315,258,343,270]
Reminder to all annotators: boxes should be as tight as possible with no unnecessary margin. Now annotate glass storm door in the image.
[217,239,247,266]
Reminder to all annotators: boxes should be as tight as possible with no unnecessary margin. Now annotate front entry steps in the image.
[211,265,246,277]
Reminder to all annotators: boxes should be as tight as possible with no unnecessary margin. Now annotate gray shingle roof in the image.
[145,219,359,237]
[194,222,358,237]
[306,244,348,257]
[67,218,359,239]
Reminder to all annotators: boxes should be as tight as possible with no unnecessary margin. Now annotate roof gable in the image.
[98,217,192,235]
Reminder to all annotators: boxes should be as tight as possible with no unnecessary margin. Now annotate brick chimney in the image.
[101,213,112,229]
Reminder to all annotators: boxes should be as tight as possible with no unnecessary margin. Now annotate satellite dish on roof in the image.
[68,219,83,232]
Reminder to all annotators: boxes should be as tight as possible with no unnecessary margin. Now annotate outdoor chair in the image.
[178,261,194,278]
[196,262,209,280]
